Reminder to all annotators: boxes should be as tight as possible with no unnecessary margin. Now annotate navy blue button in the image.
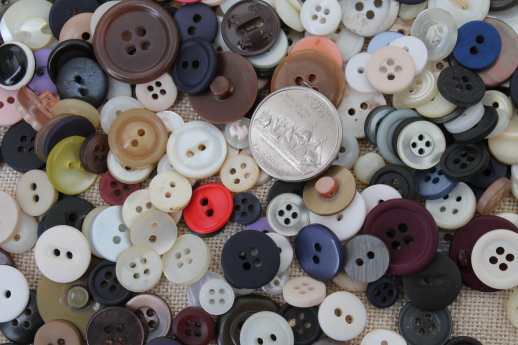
[0,290,44,345]
[171,38,217,95]
[43,115,96,159]
[1,121,45,173]
[367,31,404,53]
[414,164,458,200]
[37,216,46,238]
[49,0,100,39]
[468,154,508,189]
[56,57,108,108]
[366,276,399,309]
[294,224,344,281]
[230,192,261,225]
[174,3,218,43]
[452,106,499,144]
[47,39,96,84]
[278,304,322,345]
[453,21,502,70]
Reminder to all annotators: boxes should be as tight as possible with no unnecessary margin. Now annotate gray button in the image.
[344,234,390,283]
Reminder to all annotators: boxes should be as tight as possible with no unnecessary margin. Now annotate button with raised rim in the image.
[240,311,294,345]
[87,260,132,306]
[107,151,153,184]
[366,276,399,309]
[86,307,145,345]
[100,96,144,134]
[130,210,177,255]
[266,193,310,237]
[398,303,452,345]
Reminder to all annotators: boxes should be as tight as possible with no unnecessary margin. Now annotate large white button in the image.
[472,229,518,290]
[0,191,21,246]
[220,154,260,193]
[361,329,406,345]
[427,0,489,27]
[266,232,293,273]
[283,276,326,307]
[149,171,192,212]
[0,266,29,322]
[34,225,91,283]
[130,210,177,255]
[100,96,144,133]
[300,0,342,36]
[1,212,37,254]
[340,0,399,37]
[91,206,132,262]
[361,184,402,214]
[16,170,58,217]
[115,245,163,292]
[187,272,225,307]
[199,278,234,315]
[267,193,310,236]
[107,151,153,184]
[240,311,294,345]
[122,189,158,228]
[318,291,367,341]
[162,234,211,286]
[135,73,178,112]
[82,206,109,258]
[425,182,476,230]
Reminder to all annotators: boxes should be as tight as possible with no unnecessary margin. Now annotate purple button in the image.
[28,49,57,95]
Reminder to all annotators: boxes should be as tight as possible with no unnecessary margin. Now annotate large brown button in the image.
[108,109,168,168]
[221,0,281,57]
[271,49,346,108]
[125,294,172,341]
[80,132,110,174]
[0,248,15,267]
[93,0,180,84]
[86,307,146,345]
[189,51,258,124]
[34,320,82,345]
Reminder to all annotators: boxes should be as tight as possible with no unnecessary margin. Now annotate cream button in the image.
[318,291,367,341]
[0,265,30,322]
[116,245,163,292]
[1,212,37,254]
[149,171,192,212]
[15,169,58,217]
[130,210,178,255]
[282,276,326,307]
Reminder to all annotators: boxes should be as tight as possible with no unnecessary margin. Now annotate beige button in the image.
[488,120,518,165]
[507,289,518,328]
[135,73,178,112]
[332,269,369,292]
[149,171,192,212]
[116,245,163,292]
[108,109,168,168]
[130,210,178,255]
[16,169,58,217]
[34,320,82,345]
[0,191,21,246]
[59,13,94,43]
[220,154,260,193]
[477,177,512,216]
[282,276,326,308]
[395,69,438,108]
[367,46,416,94]
[354,153,385,185]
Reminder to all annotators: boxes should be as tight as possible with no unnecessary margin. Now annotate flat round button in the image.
[398,303,452,345]
[135,73,178,112]
[116,245,163,292]
[240,311,294,345]
[1,211,38,254]
[130,210,178,255]
[231,192,261,225]
[88,260,132,306]
[300,0,342,36]
[452,106,499,144]
[122,189,159,228]
[44,197,95,231]
[427,0,489,27]
[439,142,490,182]
[34,320,81,345]
[453,20,501,70]
[86,307,145,345]
[291,35,343,68]
[0,42,35,91]
[367,46,416,94]
[488,119,518,165]
[278,304,321,345]
[339,0,399,37]
[172,307,214,345]
[389,35,428,75]
[283,276,326,308]
[361,184,402,215]
[174,3,217,42]
[477,177,512,215]
[0,88,22,126]
[15,169,58,217]
[0,290,44,345]
[59,12,93,43]
[100,96,144,133]
[344,234,390,283]
[266,193,310,237]
[125,294,172,341]
[361,329,406,345]
[414,164,458,200]
[99,172,141,206]
[220,154,260,192]
[1,121,45,173]
[199,278,235,315]
[149,171,192,212]
[0,266,29,322]
[80,133,109,174]
[91,206,131,262]
[366,276,399,309]
[318,291,367,341]
[437,65,486,108]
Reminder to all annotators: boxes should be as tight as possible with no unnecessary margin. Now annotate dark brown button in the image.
[34,320,82,345]
[221,0,281,57]
[80,133,110,174]
[86,307,146,345]
[125,294,172,341]
[271,49,346,108]
[0,248,15,267]
[93,0,180,84]
[189,51,258,124]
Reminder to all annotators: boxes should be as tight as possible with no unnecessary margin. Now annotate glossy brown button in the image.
[108,109,168,168]
[271,49,346,108]
[93,0,180,84]
[476,177,512,215]
[172,307,214,345]
[221,0,281,57]
[0,248,15,267]
[59,13,93,43]
[86,307,146,345]
[125,294,172,341]
[303,165,356,216]
[34,320,82,345]
[80,132,109,174]
[189,51,258,124]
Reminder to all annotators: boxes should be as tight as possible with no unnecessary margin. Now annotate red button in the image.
[172,307,214,345]
[99,171,141,206]
[183,183,233,235]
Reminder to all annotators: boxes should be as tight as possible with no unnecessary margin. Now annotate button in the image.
[439,142,490,182]
[171,307,214,345]
[313,339,348,345]
[333,128,359,170]
[414,164,458,200]
[146,338,182,345]
[149,171,192,212]
[157,110,185,134]
[399,303,452,345]
[189,52,258,123]
[295,224,344,281]
[224,118,250,150]
[174,3,217,42]
[0,248,15,266]
[318,291,367,341]
[122,189,159,228]
[445,337,483,345]
[278,304,321,345]
[0,42,35,91]
[437,65,485,108]
[49,0,99,38]
[59,13,93,43]
[167,121,227,179]
[183,183,233,236]
[508,289,518,328]
[220,154,260,192]
[453,20,501,70]
[240,311,294,345]
[370,165,416,200]
[247,30,289,70]
[46,136,97,195]
[125,294,172,341]
[86,307,145,345]
[477,177,511,215]
[0,88,22,126]
[366,276,399,309]
[47,39,96,84]
[130,210,178,255]
[339,0,399,37]
[0,290,44,345]
[452,106,499,144]
[0,266,29,322]
[367,31,404,53]
[444,102,485,134]
[361,184,402,214]
[343,234,390,283]
[300,0,341,36]
[261,270,289,295]
[109,109,168,168]
[282,276,326,308]
[187,272,225,307]
[275,0,304,32]
[135,73,178,112]
[53,98,100,128]
[93,0,180,84]
[266,193,310,236]
[363,199,438,275]
[389,35,428,74]
[116,245,163,292]
[231,192,261,225]
[44,197,94,231]
[87,260,132,306]
[427,0,489,27]
[488,118,518,165]
[266,233,293,274]
[91,206,131,262]
[395,70,438,109]
[15,169,58,217]
[361,329,406,345]
[486,108,510,139]
[80,133,109,175]
[35,225,91,283]
[345,52,377,94]
[267,180,306,203]
[100,96,145,133]
[199,277,235,315]
[34,320,82,345]
[221,230,280,289]
[1,121,45,173]
[367,46,416,94]
[83,207,109,256]
[364,105,395,146]
[353,153,385,185]
[1,212,38,254]
[244,217,280,236]
[107,76,132,101]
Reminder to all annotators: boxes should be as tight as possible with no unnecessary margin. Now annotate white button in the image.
[224,117,250,150]
[306,23,364,64]
[261,270,289,295]
[361,184,402,214]
[167,121,227,179]
[91,1,120,37]
[395,69,438,108]
[282,276,326,307]
[0,265,29,322]
[399,2,427,20]
[309,192,366,242]
[106,75,132,99]
[345,53,377,94]
[427,0,489,27]
[1,212,37,254]
[267,193,310,236]
[91,206,132,262]
[318,291,367,341]
[389,36,428,75]
[162,234,211,286]
[187,272,225,307]
[240,311,294,345]
[340,0,399,37]
[100,96,144,133]
[361,329,406,345]
[239,149,273,186]
[497,212,518,228]
[130,210,177,255]
[156,110,184,134]
[332,269,368,292]
[332,128,359,170]
[425,182,475,230]
[0,41,34,90]
[486,108,510,139]
[266,233,293,273]
[275,0,304,32]
[34,225,91,283]
[482,90,514,119]
[507,289,518,328]
[82,205,109,258]
[135,73,178,112]
[247,30,289,69]
[472,229,518,290]
[288,0,302,12]
[219,0,241,13]
[220,154,260,193]
[300,0,342,36]
[107,151,153,184]
[354,152,385,185]
[122,189,158,228]
[416,87,458,119]
[157,154,197,186]
[444,103,485,134]
[149,171,192,212]
[199,278,234,315]
[115,245,163,292]
[15,170,57,217]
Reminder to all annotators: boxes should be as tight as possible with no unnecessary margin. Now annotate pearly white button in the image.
[267,193,310,236]
[82,206,109,258]
[275,0,304,32]
[1,212,37,254]
[240,311,294,345]
[16,170,58,217]
[156,110,184,134]
[266,232,293,273]
[91,206,132,262]
[157,154,197,186]
[354,153,385,185]
[300,0,342,36]
[444,103,485,134]
[130,210,177,255]
[199,278,235,315]
[283,276,326,307]
[340,0,399,37]
[345,52,377,94]
[427,0,489,27]
[107,151,153,184]
[261,270,289,295]
[0,265,30,322]
[224,117,250,150]
[361,184,402,215]
[306,23,365,63]
[318,291,367,341]
[425,182,476,230]
[187,272,225,307]
[115,245,163,292]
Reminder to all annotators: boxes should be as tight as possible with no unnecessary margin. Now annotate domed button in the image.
[0,42,35,91]
[49,0,99,39]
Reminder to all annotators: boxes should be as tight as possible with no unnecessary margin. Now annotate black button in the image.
[364,105,395,146]
[267,180,306,203]
[49,0,100,39]
[230,192,261,225]
[439,142,490,182]
[42,115,96,159]
[44,197,95,231]
[278,304,322,345]
[398,302,452,345]
[511,68,518,108]
[445,336,483,345]
[366,276,400,309]
[1,121,45,173]
[437,65,485,108]
[370,165,416,200]
[468,154,508,189]
[452,106,498,144]
[37,216,46,238]
[428,106,466,125]
[47,39,96,84]
[0,42,34,90]
[56,57,108,108]
[88,260,132,306]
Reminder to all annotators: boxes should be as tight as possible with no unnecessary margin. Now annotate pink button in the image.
[0,88,22,126]
[290,36,343,69]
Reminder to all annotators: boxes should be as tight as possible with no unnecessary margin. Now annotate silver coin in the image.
[249,87,342,182]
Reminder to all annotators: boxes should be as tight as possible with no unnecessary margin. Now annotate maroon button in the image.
[0,248,15,267]
[80,132,110,174]
[99,172,141,206]
[449,215,518,292]
[362,199,438,276]
[172,307,214,345]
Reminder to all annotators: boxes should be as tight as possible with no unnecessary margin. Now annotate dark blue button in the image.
[0,290,44,345]
[1,121,45,173]
[49,0,100,39]
[366,276,399,309]
[174,3,218,43]
[453,21,502,70]
[44,197,95,231]
[43,115,96,159]
[37,216,46,238]
[47,39,95,84]
[230,192,261,225]
[414,164,458,200]
[278,304,322,345]
[294,224,344,281]
[171,38,217,95]
[468,154,508,189]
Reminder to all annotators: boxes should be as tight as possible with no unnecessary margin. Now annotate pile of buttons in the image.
[1,0,518,344]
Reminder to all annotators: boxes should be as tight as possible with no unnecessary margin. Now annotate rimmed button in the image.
[366,276,399,309]
[0,42,35,91]
[125,294,172,341]
[47,39,95,84]
[370,165,416,200]
[220,154,260,192]
[87,260,132,307]
[174,3,218,42]
[86,307,146,345]
[240,311,294,345]
[398,302,452,345]
[34,320,82,345]
[439,142,490,182]
[172,307,214,345]
[116,246,163,293]
[278,304,322,345]
[266,193,310,237]
[437,65,485,108]
[130,210,178,255]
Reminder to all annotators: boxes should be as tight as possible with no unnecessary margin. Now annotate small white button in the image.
[395,69,438,109]
[300,0,342,36]
[361,184,402,214]
[1,212,37,254]
[345,53,377,94]
[135,73,178,112]
[354,153,385,185]
[240,311,294,345]
[0,190,21,246]
[115,245,163,292]
[261,270,289,295]
[130,210,177,255]
[187,272,225,307]
[444,103,485,134]
[100,96,144,133]
[107,151,153,184]
[282,276,326,307]
[15,170,58,217]
[361,329,406,345]
[267,193,310,236]
[220,154,260,193]
[149,171,192,212]
[266,232,293,273]
[91,206,132,262]
[0,265,30,322]
[340,0,399,37]
[199,278,234,315]
[397,120,446,170]
[318,291,367,341]
[425,182,476,230]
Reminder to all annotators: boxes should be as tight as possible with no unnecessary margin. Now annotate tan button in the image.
[488,120,518,165]
[303,165,356,216]
[220,154,260,193]
[476,177,512,215]
[367,46,416,94]
[108,109,168,168]
[34,320,82,345]
[59,13,94,43]
[149,171,192,212]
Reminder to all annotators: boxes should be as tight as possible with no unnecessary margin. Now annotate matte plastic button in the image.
[278,304,321,345]
[87,260,132,306]
[367,46,416,94]
[44,197,95,230]
[339,0,399,37]
[0,42,35,91]
[439,142,490,182]
[59,13,93,43]
[49,0,99,38]
[0,265,29,322]
[174,3,217,42]
[445,337,483,345]
[344,234,390,283]
[398,303,452,345]
[361,184,402,215]
[345,52,376,94]
[125,294,171,340]
[199,278,235,315]
[366,276,399,309]
[453,20,502,70]
[266,193,310,236]
[367,31,404,53]
[389,35,428,75]
[149,171,192,212]
[283,276,326,308]
[91,206,131,262]
[414,164,458,200]
[370,165,416,200]
[1,212,38,254]
[318,291,367,341]
[135,73,178,112]
[34,320,81,345]
[172,307,214,345]
[1,121,45,173]
[437,65,485,108]
[116,245,163,292]
[16,169,58,217]
[231,192,261,225]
